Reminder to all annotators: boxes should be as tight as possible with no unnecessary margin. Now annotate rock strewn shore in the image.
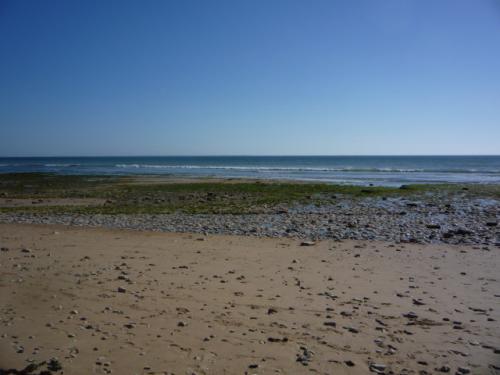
[1,194,498,245]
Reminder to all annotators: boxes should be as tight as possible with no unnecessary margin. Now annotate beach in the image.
[0,174,499,374]
[1,223,499,375]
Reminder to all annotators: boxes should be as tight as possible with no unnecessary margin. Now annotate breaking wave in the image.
[113,164,500,174]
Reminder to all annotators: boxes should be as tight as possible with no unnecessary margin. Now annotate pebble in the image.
[1,193,497,245]
[369,363,386,373]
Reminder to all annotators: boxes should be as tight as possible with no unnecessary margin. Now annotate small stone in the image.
[300,241,316,246]
[436,365,450,373]
[117,287,126,293]
[455,228,472,236]
[403,312,418,319]
[346,326,359,333]
[369,363,386,373]
[268,336,288,343]
[426,224,441,229]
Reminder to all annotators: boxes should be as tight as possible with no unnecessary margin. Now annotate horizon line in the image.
[1,154,500,158]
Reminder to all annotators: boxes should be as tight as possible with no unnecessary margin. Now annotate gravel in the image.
[1,194,498,245]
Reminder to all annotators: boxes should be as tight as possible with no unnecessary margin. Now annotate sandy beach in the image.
[3,0,500,373]
[1,223,498,374]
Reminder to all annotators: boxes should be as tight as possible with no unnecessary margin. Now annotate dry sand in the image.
[0,224,498,374]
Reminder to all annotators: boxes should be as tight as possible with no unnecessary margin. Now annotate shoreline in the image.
[0,173,499,246]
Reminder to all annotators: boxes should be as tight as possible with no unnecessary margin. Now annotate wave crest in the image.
[113,164,500,174]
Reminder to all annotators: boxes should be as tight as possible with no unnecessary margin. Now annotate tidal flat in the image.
[0,173,498,245]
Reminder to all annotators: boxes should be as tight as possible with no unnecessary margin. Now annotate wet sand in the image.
[0,224,498,374]
[0,198,106,208]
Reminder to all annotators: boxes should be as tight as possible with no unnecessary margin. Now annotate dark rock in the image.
[442,231,454,239]
[300,241,316,246]
[47,358,63,371]
[296,346,313,366]
[454,228,472,236]
[426,224,441,229]
[436,365,451,373]
[323,321,336,327]
[369,363,386,373]
[413,299,426,306]
[403,312,418,319]
[267,337,288,343]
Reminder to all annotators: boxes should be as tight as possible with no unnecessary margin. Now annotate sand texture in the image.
[0,224,499,374]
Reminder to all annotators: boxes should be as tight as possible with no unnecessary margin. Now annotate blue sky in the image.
[1,0,499,156]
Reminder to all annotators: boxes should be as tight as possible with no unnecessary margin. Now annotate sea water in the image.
[1,155,499,186]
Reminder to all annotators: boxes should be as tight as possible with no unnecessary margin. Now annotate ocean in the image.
[1,156,499,186]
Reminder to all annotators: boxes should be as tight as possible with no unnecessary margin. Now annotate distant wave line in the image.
[44,163,81,167]
[0,162,498,174]
[113,164,500,174]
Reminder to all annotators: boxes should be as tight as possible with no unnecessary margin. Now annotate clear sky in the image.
[1,0,499,156]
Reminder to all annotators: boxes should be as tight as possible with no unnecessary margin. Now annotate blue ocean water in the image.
[1,156,500,186]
